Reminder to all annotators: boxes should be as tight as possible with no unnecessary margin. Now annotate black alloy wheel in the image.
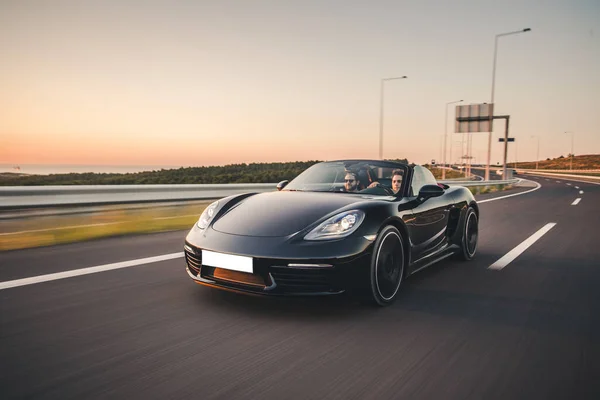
[457,206,478,261]
[368,225,405,306]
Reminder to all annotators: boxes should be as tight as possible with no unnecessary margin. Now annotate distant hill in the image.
[0,158,410,186]
[515,154,600,170]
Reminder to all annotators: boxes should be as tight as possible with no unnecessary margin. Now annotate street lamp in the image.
[530,135,540,170]
[379,76,407,159]
[443,99,463,179]
[565,131,574,170]
[485,27,531,181]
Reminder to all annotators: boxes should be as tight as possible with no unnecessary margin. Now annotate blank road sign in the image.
[455,103,494,133]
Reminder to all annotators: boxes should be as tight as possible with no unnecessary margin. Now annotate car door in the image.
[405,166,454,262]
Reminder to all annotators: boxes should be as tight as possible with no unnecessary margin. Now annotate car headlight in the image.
[196,200,219,229]
[304,210,365,240]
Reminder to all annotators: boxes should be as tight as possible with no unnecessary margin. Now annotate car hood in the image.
[212,191,369,237]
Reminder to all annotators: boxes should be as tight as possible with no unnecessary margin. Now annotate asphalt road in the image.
[1,177,599,400]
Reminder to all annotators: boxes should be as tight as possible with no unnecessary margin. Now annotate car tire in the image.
[367,225,405,306]
[456,206,478,261]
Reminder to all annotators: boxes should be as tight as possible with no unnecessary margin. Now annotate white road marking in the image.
[575,186,579,189]
[572,198,581,206]
[0,252,184,290]
[545,179,550,181]
[566,183,571,186]
[566,179,600,186]
[489,223,557,270]
[478,180,541,203]
[579,190,584,194]
[556,181,561,183]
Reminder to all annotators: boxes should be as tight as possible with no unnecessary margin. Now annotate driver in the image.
[343,171,360,192]
[390,169,403,194]
[367,169,403,194]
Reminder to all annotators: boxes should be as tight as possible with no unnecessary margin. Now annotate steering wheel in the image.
[364,183,394,196]
[376,184,395,196]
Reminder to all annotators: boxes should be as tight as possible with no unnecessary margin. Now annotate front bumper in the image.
[184,242,372,296]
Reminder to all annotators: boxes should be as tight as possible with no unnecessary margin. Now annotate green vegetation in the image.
[0,161,320,186]
[515,154,600,170]
[0,201,210,251]
[424,167,464,179]
[468,184,513,195]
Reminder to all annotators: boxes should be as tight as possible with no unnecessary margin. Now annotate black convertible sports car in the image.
[184,160,478,305]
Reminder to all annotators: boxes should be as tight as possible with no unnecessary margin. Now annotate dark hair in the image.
[391,169,403,178]
[344,170,358,179]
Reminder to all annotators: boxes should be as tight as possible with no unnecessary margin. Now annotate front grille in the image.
[185,246,344,295]
[203,266,266,288]
[270,266,336,293]
[185,249,201,276]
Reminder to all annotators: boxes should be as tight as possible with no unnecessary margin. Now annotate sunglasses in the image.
[392,180,402,183]
[344,179,356,183]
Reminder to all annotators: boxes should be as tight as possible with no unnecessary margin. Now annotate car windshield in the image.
[283,160,408,195]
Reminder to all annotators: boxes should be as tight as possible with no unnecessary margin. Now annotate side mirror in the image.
[276,180,289,191]
[418,184,444,200]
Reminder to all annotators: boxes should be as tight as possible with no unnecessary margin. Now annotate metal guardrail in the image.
[439,179,520,187]
[0,179,521,209]
[0,184,277,209]
[516,170,600,180]
[517,168,600,173]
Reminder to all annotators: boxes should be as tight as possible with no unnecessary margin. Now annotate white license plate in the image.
[202,250,253,273]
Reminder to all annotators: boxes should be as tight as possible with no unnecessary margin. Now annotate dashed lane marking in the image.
[525,175,600,186]
[488,223,557,270]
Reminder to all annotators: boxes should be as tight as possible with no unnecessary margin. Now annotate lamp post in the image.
[530,135,540,169]
[565,131,574,170]
[379,76,407,159]
[443,99,463,179]
[486,28,531,180]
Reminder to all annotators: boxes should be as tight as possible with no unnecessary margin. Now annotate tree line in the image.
[1,159,410,186]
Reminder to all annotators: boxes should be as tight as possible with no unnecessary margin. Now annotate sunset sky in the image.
[1,0,598,169]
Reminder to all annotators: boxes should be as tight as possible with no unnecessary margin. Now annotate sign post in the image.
[455,103,493,179]
[500,115,511,180]
[490,115,512,180]
[455,104,514,180]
